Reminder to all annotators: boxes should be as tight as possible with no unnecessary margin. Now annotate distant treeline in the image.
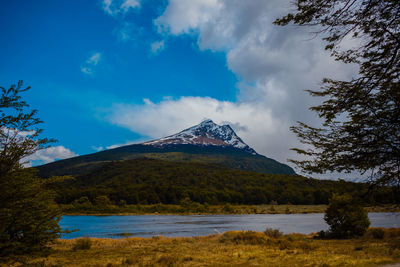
[46,158,399,207]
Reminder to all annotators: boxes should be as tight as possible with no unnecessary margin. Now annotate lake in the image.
[60,212,399,239]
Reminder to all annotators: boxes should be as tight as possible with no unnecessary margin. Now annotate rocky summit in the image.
[142,119,257,155]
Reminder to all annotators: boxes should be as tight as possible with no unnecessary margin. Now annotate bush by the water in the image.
[324,194,370,238]
[72,238,92,251]
[264,228,283,238]
[219,231,269,245]
[368,228,385,239]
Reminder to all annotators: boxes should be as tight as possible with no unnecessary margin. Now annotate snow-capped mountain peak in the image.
[142,119,257,154]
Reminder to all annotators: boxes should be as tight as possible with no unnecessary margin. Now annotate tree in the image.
[0,81,61,255]
[324,194,370,238]
[0,169,62,255]
[275,1,400,186]
[0,81,53,177]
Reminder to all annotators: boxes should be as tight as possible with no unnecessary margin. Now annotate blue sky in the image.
[1,0,237,157]
[1,0,356,176]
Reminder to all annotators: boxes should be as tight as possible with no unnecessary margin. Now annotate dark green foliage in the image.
[0,169,62,255]
[0,82,62,255]
[324,194,370,238]
[72,238,92,251]
[36,144,295,178]
[276,1,400,186]
[46,158,394,210]
[94,195,112,206]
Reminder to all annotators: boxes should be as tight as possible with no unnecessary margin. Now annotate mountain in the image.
[36,120,295,177]
[143,119,257,154]
[36,121,395,208]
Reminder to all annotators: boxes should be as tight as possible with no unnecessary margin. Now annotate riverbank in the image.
[61,204,400,215]
[4,228,400,266]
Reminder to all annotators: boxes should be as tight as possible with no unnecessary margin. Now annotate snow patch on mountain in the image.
[143,119,257,154]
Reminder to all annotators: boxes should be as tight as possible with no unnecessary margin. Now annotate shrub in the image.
[269,205,276,213]
[296,241,315,252]
[222,203,234,213]
[72,238,92,251]
[369,228,385,239]
[324,194,370,238]
[278,239,291,250]
[316,230,329,239]
[264,228,283,238]
[389,240,400,250]
[354,246,364,251]
[123,258,136,265]
[180,197,192,209]
[219,231,267,245]
[157,255,179,266]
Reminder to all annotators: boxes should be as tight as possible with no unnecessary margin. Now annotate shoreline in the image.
[61,204,400,216]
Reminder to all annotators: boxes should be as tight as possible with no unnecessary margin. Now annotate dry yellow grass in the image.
[3,228,400,267]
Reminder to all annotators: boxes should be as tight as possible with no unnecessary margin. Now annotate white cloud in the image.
[106,140,139,149]
[120,0,140,12]
[102,0,140,17]
[92,146,104,152]
[155,0,222,35]
[155,0,357,109]
[148,0,358,169]
[101,1,362,179]
[0,127,36,140]
[81,52,102,75]
[115,22,143,42]
[101,1,144,45]
[107,97,368,180]
[24,146,78,166]
[150,40,165,54]
[88,52,101,65]
[107,96,299,164]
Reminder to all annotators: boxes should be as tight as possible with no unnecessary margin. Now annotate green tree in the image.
[275,1,400,185]
[0,81,62,255]
[0,169,62,255]
[72,196,93,210]
[324,194,370,238]
[94,195,112,206]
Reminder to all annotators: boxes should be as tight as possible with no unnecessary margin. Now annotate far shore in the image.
[61,204,400,216]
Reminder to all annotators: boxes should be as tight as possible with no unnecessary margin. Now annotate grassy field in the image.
[3,228,400,267]
[62,204,400,215]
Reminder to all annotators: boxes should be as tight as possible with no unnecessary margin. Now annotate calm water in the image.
[60,213,399,239]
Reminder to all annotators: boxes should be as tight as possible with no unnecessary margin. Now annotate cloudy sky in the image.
[1,0,358,177]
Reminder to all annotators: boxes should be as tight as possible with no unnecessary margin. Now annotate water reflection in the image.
[60,212,399,239]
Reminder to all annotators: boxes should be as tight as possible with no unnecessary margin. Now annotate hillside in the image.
[37,144,295,177]
[37,120,398,208]
[47,158,395,206]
